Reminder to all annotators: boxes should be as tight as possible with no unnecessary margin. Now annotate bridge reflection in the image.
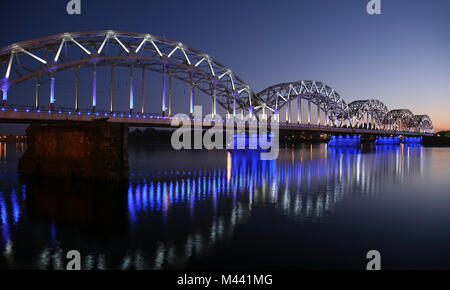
[0,144,430,269]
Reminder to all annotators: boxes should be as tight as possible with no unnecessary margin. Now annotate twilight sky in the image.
[0,0,449,133]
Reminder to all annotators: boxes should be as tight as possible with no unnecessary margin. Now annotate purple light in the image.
[2,89,7,102]
[50,76,55,104]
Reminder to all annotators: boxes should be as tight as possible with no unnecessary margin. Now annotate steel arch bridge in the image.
[347,99,389,130]
[0,30,434,134]
[0,30,253,115]
[253,80,350,126]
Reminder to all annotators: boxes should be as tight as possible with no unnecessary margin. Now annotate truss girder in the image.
[347,99,389,127]
[0,31,434,132]
[0,31,252,113]
[254,80,349,123]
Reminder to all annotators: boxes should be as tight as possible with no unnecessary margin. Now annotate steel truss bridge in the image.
[0,31,434,135]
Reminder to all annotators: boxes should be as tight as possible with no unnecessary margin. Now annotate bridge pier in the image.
[18,121,129,180]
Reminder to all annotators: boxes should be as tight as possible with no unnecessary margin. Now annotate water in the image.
[1,142,450,270]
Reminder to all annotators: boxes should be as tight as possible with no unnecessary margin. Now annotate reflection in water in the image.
[0,143,435,269]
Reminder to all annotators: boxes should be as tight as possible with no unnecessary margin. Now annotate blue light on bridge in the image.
[402,136,422,144]
[328,135,361,147]
[375,136,400,145]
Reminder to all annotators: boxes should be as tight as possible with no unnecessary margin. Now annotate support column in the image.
[162,65,166,115]
[110,66,115,113]
[50,71,55,110]
[326,111,330,126]
[297,98,301,124]
[233,94,236,117]
[19,122,129,180]
[35,76,41,110]
[1,89,7,107]
[75,67,79,112]
[168,73,172,116]
[261,105,267,120]
[366,112,369,129]
[141,67,145,114]
[129,61,134,114]
[211,79,217,117]
[189,77,194,117]
[317,105,321,126]
[308,100,311,124]
[285,99,290,123]
[92,63,97,112]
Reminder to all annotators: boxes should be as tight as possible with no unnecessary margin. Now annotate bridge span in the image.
[0,30,435,180]
[0,105,432,137]
[0,30,434,135]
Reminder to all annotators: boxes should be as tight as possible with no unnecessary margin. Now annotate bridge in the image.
[0,31,435,179]
[0,30,434,134]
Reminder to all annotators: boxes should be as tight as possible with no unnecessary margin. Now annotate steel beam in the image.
[75,67,79,111]
[35,76,40,110]
[130,61,134,113]
[110,66,115,113]
[141,67,145,114]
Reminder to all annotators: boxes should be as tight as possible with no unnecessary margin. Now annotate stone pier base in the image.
[19,121,128,180]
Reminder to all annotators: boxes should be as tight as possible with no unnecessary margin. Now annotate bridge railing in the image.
[0,104,433,135]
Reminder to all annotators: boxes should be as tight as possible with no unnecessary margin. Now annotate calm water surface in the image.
[1,143,450,269]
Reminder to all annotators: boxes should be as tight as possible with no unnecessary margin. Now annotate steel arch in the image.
[347,99,389,128]
[413,115,433,133]
[0,30,253,113]
[383,109,415,131]
[254,80,350,125]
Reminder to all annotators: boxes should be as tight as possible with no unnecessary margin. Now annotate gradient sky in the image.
[0,0,449,133]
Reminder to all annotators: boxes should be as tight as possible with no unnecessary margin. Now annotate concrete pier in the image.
[18,121,128,180]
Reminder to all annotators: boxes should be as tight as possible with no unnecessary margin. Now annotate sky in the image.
[0,0,449,133]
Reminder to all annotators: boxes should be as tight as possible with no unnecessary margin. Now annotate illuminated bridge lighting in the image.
[375,136,401,145]
[402,136,422,144]
[328,135,361,147]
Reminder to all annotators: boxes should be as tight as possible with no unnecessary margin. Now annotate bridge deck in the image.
[0,107,432,137]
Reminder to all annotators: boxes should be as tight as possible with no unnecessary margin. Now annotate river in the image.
[1,143,450,269]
